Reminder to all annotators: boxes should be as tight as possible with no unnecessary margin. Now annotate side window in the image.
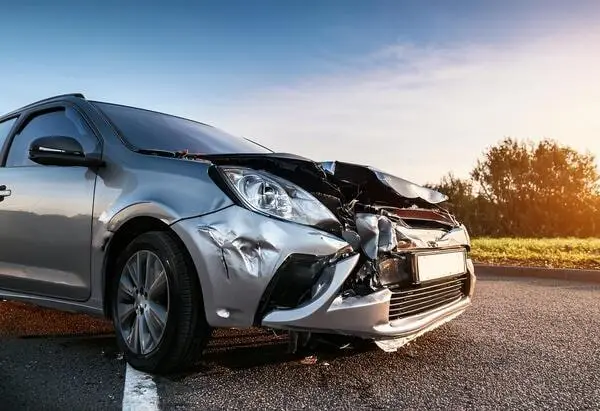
[6,108,99,167]
[0,117,17,154]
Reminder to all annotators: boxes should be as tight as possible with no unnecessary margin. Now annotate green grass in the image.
[470,237,600,270]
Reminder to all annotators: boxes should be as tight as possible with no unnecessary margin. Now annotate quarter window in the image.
[6,108,98,167]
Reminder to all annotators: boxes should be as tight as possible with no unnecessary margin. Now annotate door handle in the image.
[0,185,11,201]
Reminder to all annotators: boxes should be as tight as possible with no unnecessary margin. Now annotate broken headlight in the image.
[219,167,340,228]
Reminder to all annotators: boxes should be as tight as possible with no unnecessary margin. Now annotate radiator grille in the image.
[388,275,468,321]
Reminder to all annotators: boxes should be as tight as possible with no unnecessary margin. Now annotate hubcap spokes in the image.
[117,250,169,355]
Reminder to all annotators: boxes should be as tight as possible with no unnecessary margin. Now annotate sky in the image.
[1,0,600,184]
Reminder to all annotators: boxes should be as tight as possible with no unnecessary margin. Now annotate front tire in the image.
[111,231,211,373]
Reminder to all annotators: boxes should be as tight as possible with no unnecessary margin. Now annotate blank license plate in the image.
[415,250,467,282]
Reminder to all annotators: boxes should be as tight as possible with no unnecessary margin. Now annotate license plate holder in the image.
[413,249,467,283]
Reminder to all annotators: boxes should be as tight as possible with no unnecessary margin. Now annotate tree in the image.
[426,173,474,222]
[470,138,600,237]
[426,173,497,236]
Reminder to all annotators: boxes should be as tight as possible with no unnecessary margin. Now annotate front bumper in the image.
[262,256,476,340]
[172,204,475,343]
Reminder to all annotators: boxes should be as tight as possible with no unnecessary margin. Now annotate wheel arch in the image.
[101,215,197,319]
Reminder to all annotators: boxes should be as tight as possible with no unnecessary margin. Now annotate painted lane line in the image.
[122,363,160,411]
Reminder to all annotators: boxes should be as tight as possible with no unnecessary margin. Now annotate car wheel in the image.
[111,230,211,373]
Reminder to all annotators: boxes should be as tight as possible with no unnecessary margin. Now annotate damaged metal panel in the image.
[383,207,458,228]
[355,213,398,259]
[171,205,351,328]
[355,214,380,259]
[196,225,280,280]
[320,160,448,205]
[394,225,471,249]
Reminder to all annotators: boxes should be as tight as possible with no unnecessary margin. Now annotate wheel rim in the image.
[117,250,170,355]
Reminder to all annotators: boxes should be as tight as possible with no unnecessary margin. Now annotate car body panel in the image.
[171,205,350,327]
[320,160,449,204]
[0,166,97,300]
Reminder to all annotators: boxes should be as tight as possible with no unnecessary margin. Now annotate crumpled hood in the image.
[197,152,447,207]
[319,161,448,204]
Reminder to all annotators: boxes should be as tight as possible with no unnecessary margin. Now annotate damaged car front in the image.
[173,152,476,353]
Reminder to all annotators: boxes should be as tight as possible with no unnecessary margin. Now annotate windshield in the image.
[92,101,271,154]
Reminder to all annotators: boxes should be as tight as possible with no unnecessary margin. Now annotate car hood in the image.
[196,152,447,207]
[319,160,447,204]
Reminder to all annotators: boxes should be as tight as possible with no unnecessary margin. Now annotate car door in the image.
[0,104,101,301]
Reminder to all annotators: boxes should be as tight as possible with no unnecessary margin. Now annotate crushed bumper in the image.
[262,256,475,343]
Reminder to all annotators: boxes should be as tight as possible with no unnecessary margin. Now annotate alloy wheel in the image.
[116,250,170,355]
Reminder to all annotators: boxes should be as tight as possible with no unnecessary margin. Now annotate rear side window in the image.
[6,108,99,167]
[0,117,17,154]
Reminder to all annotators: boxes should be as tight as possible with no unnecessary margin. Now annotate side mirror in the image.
[28,136,104,167]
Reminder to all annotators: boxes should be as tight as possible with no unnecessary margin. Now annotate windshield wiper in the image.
[135,148,179,158]
[136,148,211,160]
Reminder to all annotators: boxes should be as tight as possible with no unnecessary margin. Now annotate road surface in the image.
[1,274,598,410]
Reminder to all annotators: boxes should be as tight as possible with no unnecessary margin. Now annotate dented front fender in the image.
[170,205,351,328]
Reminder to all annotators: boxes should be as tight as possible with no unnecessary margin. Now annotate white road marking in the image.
[122,363,160,411]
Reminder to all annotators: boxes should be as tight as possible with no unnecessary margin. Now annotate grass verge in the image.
[470,237,600,270]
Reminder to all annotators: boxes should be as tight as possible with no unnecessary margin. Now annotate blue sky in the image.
[2,1,600,183]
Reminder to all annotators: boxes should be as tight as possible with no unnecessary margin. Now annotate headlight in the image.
[220,166,340,228]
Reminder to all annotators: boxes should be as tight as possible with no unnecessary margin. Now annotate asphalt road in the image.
[1,275,599,410]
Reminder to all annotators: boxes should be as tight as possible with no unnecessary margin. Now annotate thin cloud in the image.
[204,28,600,185]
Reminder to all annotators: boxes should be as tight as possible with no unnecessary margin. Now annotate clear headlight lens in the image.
[220,167,339,227]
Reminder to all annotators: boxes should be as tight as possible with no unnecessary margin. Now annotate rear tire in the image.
[110,231,211,374]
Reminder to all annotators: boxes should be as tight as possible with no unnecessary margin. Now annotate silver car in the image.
[0,94,476,373]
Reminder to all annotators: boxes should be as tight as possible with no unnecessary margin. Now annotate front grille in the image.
[388,275,468,321]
